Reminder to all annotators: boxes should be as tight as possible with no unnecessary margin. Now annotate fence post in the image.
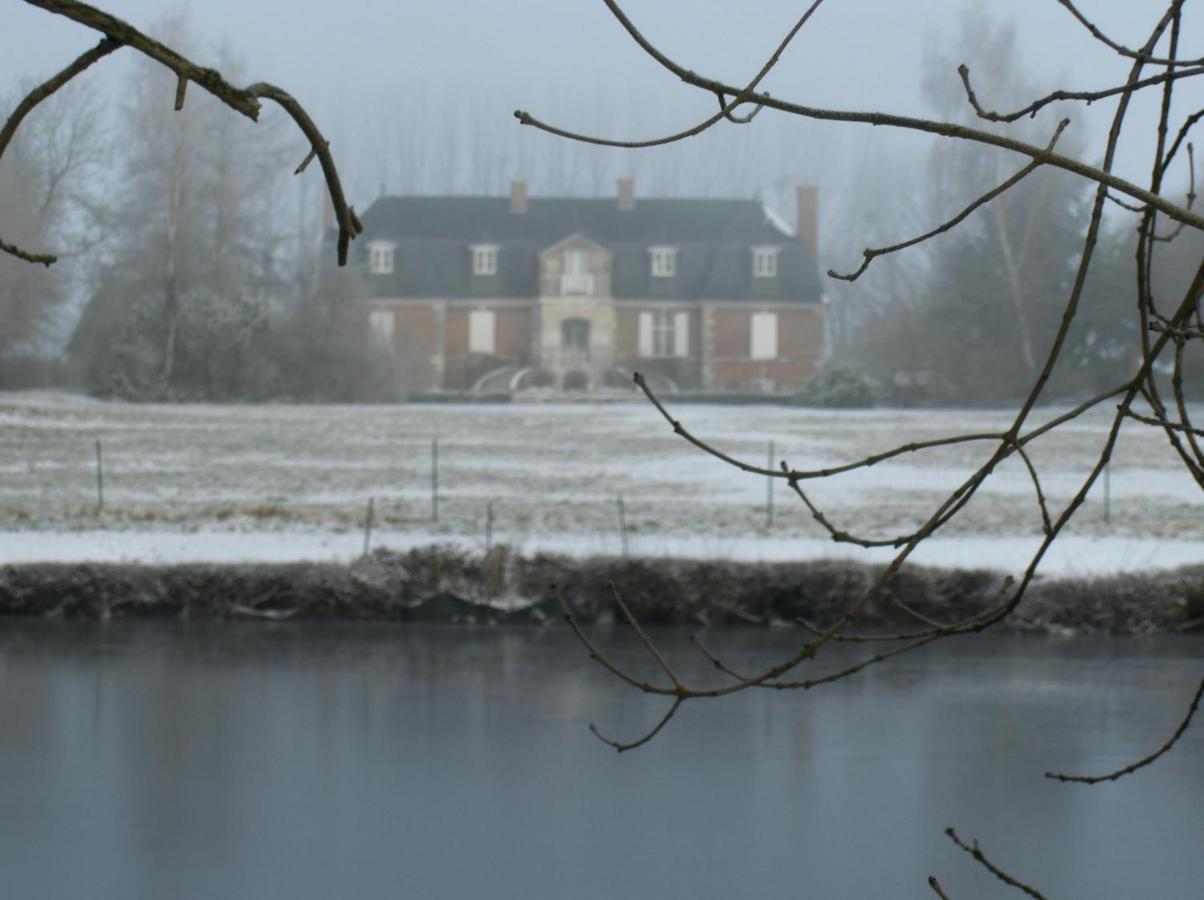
[485,501,494,554]
[766,440,775,528]
[616,495,629,560]
[1103,461,1111,525]
[431,437,439,523]
[362,497,375,556]
[94,438,104,515]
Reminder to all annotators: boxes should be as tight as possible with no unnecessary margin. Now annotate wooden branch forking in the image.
[529,2,1204,791]
[4,0,360,266]
[518,0,1204,232]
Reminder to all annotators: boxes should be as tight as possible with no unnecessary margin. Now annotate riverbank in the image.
[1,546,1201,634]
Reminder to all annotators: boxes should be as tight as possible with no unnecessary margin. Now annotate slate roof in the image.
[350,195,822,303]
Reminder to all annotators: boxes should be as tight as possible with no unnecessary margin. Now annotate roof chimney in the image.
[510,180,528,214]
[617,177,635,211]
[796,185,818,260]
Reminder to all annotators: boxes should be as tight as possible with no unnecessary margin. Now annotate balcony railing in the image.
[560,273,594,296]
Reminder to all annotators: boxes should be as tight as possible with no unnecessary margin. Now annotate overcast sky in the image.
[3,1,1201,209]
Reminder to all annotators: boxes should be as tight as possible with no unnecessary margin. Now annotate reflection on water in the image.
[0,621,1200,899]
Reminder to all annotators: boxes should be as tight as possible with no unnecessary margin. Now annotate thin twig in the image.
[829,120,1068,281]
[14,1,360,265]
[1124,407,1204,438]
[716,90,765,124]
[0,34,121,264]
[928,875,954,900]
[1162,108,1203,175]
[609,582,682,690]
[516,0,1204,231]
[634,371,1004,481]
[1009,439,1053,535]
[1045,676,1204,784]
[958,61,1204,124]
[1053,0,1198,67]
[515,0,826,151]
[551,585,668,694]
[1153,143,1195,243]
[945,828,1048,900]
[590,697,684,753]
[1104,190,1146,213]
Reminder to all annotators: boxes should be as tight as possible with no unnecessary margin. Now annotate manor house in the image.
[331,179,825,394]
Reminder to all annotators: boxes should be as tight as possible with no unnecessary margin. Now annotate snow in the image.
[1,529,1201,578]
[2,391,1202,577]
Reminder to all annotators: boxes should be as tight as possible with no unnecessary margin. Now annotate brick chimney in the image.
[510,180,528,214]
[617,177,635,211]
[796,185,818,261]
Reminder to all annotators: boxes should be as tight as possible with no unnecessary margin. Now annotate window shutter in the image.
[469,310,496,355]
[673,311,689,358]
[750,312,778,360]
[369,311,395,343]
[638,312,654,357]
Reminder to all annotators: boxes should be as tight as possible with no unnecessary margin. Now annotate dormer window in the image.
[471,243,498,277]
[649,245,676,278]
[751,245,779,279]
[368,241,395,275]
[561,248,594,296]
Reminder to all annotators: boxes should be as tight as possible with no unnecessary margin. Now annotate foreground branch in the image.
[515,0,1204,230]
[944,828,1048,900]
[0,34,121,264]
[1045,676,1204,784]
[7,0,360,265]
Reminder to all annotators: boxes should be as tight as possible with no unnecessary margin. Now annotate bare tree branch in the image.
[1045,676,1204,784]
[1053,0,1198,67]
[957,61,1204,124]
[515,0,1204,230]
[928,875,954,900]
[8,1,361,265]
[829,119,1069,282]
[0,34,120,264]
[944,828,1049,900]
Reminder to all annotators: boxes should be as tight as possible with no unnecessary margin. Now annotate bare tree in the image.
[0,76,101,359]
[518,0,1204,893]
[70,21,301,400]
[2,0,361,273]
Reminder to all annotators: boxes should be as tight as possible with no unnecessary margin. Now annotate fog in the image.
[2,1,1203,400]
[5,0,1202,205]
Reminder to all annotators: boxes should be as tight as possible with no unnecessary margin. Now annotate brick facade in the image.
[341,183,827,394]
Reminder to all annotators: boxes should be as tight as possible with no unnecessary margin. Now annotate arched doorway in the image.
[560,318,590,366]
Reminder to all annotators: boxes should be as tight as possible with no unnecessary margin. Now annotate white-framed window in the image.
[751,245,779,279]
[673,311,689,357]
[561,248,594,296]
[471,243,498,277]
[638,310,689,358]
[750,311,778,360]
[649,245,677,278]
[368,310,395,345]
[468,309,496,355]
[367,241,396,275]
[652,311,674,356]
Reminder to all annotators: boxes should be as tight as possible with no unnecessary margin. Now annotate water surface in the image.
[0,622,1200,899]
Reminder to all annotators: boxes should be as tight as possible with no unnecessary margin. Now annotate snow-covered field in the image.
[1,391,1201,576]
